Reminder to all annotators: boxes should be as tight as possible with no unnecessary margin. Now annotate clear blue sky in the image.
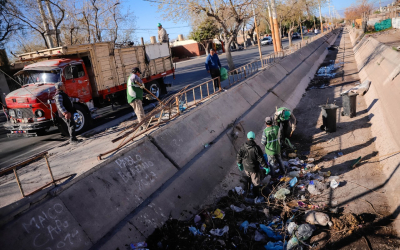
[127,0,192,42]
[129,0,394,41]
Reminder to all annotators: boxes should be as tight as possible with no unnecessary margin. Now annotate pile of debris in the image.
[132,156,379,250]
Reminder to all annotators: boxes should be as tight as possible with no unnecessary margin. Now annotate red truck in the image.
[4,41,174,137]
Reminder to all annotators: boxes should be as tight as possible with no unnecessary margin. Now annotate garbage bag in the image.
[259,224,283,240]
[296,224,315,241]
[220,67,228,81]
[304,211,333,227]
[264,241,285,250]
[210,225,229,236]
[274,188,290,200]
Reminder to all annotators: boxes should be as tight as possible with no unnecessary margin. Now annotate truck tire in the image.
[146,81,161,99]
[73,104,92,133]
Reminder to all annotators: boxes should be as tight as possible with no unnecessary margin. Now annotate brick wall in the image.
[171,43,205,59]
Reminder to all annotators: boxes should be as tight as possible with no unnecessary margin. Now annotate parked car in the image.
[291,32,301,39]
[261,37,273,46]
[314,29,319,34]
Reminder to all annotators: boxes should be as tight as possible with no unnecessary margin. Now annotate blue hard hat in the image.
[247,131,255,140]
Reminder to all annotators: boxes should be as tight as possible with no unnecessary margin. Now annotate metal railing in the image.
[227,61,259,86]
[175,77,222,111]
[0,151,74,197]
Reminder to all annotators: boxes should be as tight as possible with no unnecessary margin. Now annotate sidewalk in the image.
[292,29,399,248]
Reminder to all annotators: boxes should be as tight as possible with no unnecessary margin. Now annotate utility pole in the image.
[318,0,323,33]
[45,0,61,46]
[270,0,282,52]
[37,0,54,48]
[252,4,263,66]
[267,1,278,53]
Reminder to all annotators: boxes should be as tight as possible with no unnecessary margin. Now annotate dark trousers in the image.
[278,121,290,145]
[210,68,220,90]
[62,117,77,141]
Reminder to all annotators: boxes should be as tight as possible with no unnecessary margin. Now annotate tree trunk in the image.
[288,29,293,46]
[205,42,210,55]
[224,39,235,70]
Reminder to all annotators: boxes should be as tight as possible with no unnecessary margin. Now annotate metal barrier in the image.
[0,151,74,197]
[175,76,222,110]
[227,61,259,86]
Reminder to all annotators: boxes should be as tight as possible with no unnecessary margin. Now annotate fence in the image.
[0,151,73,197]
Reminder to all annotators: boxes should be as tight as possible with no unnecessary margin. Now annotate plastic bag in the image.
[231,204,245,212]
[330,179,339,189]
[210,225,229,236]
[212,209,225,219]
[289,177,298,187]
[287,222,298,235]
[264,241,284,250]
[287,236,299,250]
[259,224,283,240]
[296,224,315,241]
[130,242,147,249]
[255,230,266,241]
[274,188,290,200]
[240,221,249,233]
[188,226,203,236]
[220,67,228,81]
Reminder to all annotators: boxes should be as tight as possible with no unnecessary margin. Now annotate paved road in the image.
[0,36,313,169]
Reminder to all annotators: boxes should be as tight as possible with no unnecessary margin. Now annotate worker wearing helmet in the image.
[237,131,269,198]
[273,107,297,145]
[157,23,168,43]
[127,67,145,126]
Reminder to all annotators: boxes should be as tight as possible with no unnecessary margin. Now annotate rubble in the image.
[144,154,381,250]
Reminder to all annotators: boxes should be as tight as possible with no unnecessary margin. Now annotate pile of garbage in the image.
[139,156,370,250]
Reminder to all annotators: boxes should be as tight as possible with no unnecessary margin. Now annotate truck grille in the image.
[11,108,34,119]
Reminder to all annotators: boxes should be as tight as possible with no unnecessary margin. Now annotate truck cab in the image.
[4,58,94,136]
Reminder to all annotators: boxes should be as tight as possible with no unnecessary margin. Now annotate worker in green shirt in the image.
[127,67,145,127]
[273,107,297,146]
[261,116,286,177]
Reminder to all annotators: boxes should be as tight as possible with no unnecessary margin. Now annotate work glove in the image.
[263,167,270,175]
[237,163,244,171]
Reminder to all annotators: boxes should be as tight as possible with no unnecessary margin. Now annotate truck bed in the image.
[17,42,174,97]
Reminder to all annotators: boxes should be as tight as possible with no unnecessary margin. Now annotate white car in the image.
[314,29,319,34]
[261,37,273,46]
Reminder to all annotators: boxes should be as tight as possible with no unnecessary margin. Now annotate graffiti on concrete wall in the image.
[115,154,157,190]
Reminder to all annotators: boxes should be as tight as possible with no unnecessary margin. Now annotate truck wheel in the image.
[73,104,92,133]
[146,81,161,99]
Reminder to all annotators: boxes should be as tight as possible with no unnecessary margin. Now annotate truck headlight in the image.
[35,109,44,117]
[9,109,15,117]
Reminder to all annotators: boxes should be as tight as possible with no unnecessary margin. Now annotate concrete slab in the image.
[152,90,252,167]
[279,54,302,73]
[59,138,177,243]
[231,82,261,106]
[0,197,92,250]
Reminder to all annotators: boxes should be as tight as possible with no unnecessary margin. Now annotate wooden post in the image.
[141,37,145,45]
[13,169,25,197]
[150,36,157,44]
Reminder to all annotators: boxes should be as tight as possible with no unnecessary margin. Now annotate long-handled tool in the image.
[351,150,400,168]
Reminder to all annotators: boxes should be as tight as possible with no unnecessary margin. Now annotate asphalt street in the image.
[0,36,313,169]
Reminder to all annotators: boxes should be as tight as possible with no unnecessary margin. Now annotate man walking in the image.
[54,82,80,144]
[127,67,145,126]
[237,131,270,197]
[205,49,222,90]
[261,117,286,177]
[273,107,296,144]
[157,23,168,43]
